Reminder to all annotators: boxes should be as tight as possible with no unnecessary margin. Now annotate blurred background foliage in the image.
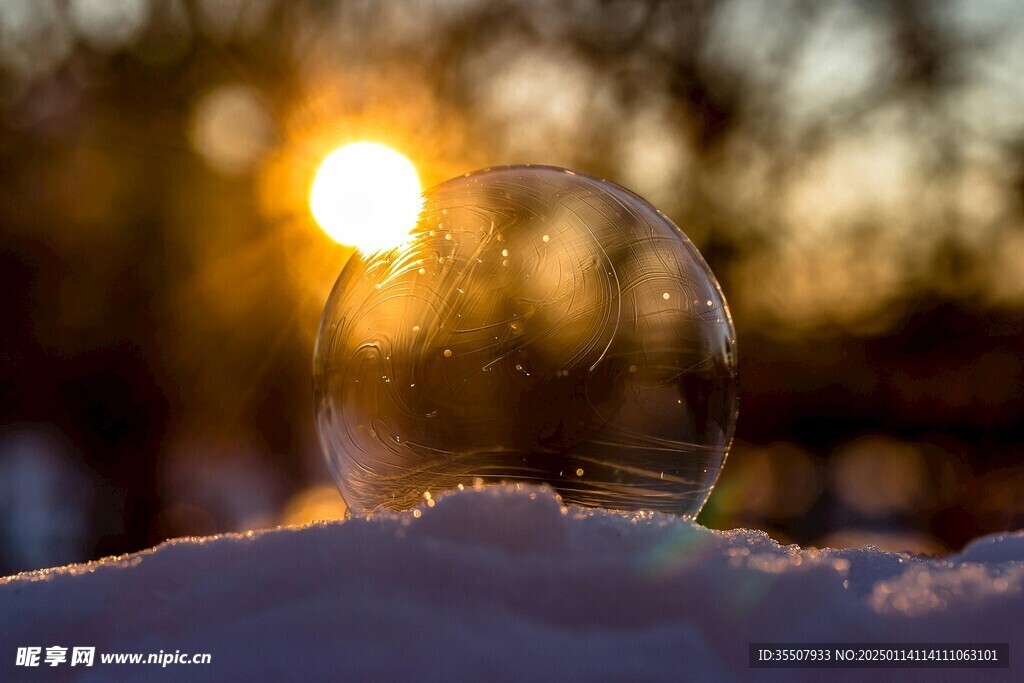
[2,0,1024,573]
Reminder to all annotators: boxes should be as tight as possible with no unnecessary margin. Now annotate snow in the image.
[1,484,1021,682]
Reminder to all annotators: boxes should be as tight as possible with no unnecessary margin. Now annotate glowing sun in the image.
[310,142,423,253]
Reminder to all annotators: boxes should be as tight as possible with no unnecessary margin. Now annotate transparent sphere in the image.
[314,165,738,517]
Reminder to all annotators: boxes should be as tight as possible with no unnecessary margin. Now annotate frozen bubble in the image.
[314,165,738,516]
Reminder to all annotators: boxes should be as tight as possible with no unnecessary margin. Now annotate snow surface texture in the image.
[1,484,1021,682]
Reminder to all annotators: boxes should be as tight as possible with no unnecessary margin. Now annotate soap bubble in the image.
[314,165,738,517]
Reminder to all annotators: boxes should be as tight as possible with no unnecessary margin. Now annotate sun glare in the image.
[310,142,423,253]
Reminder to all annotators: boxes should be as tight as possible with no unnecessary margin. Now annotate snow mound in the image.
[1,485,1021,682]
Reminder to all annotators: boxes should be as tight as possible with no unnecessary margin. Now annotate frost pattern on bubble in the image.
[313,165,738,516]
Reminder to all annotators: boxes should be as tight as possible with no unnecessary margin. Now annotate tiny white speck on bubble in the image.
[457,483,464,490]
[427,498,435,507]
[515,364,523,371]
[412,509,421,518]
[412,325,420,332]
[423,491,432,500]
[445,233,452,240]
[575,468,584,476]
[501,248,509,257]
[442,209,448,215]
[443,349,452,358]
[629,365,637,373]
[375,283,382,289]
[542,234,550,242]
[502,260,509,267]
[418,268,426,275]
[663,292,670,300]
[706,300,713,307]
